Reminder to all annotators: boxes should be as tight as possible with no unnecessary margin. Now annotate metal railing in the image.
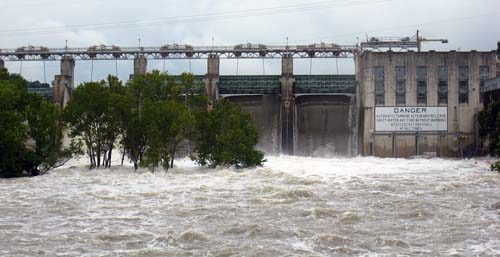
[0,44,359,61]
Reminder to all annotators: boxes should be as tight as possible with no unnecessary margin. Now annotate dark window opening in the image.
[458,66,468,104]
[374,66,385,106]
[479,66,489,103]
[395,66,406,106]
[438,66,448,105]
[417,66,427,105]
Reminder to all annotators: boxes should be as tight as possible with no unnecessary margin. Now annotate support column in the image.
[0,59,4,70]
[134,55,147,76]
[204,54,220,110]
[61,56,75,88]
[53,56,75,109]
[281,54,295,155]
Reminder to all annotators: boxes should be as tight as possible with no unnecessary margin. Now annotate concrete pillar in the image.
[0,59,4,70]
[204,54,220,110]
[53,75,72,109]
[61,56,75,88]
[281,54,295,155]
[134,55,147,76]
[53,56,75,109]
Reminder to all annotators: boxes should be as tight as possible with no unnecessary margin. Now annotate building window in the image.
[417,66,427,105]
[374,66,385,106]
[458,66,469,104]
[395,66,406,106]
[479,66,489,103]
[438,66,448,105]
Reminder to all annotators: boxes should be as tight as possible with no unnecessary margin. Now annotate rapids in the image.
[1,156,499,256]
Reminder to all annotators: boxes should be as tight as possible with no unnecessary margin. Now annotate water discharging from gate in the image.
[295,95,354,157]
[226,94,355,156]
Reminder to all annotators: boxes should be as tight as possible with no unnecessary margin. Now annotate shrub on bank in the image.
[0,68,63,178]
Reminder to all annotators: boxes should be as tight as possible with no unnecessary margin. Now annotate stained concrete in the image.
[295,95,353,157]
[224,95,281,155]
[357,51,497,157]
[133,55,147,76]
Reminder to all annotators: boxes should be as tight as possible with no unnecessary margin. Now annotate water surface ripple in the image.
[1,156,499,256]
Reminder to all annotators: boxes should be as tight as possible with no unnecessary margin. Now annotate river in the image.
[1,156,499,256]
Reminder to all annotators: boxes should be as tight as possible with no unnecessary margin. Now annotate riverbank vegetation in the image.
[0,68,63,178]
[478,99,500,172]
[0,68,264,178]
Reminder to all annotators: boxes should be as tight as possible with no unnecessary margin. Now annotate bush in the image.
[491,161,500,173]
[0,68,62,178]
[192,100,265,168]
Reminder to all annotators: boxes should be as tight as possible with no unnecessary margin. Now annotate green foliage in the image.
[25,94,63,172]
[0,68,63,178]
[192,100,265,168]
[121,72,205,171]
[491,161,500,173]
[61,70,263,172]
[1,67,264,176]
[63,76,125,169]
[478,100,500,155]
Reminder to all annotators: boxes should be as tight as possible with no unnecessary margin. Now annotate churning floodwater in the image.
[1,156,500,256]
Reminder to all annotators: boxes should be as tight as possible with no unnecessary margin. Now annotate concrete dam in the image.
[217,72,357,157]
[168,70,358,157]
[0,43,360,157]
[6,37,493,158]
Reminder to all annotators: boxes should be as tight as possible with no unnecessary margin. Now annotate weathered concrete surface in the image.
[53,75,72,109]
[357,51,497,157]
[295,95,354,157]
[133,55,147,76]
[205,55,220,110]
[224,95,281,155]
[53,56,75,109]
[61,56,75,88]
[281,54,294,155]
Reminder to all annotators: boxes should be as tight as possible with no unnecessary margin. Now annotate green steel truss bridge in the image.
[175,75,356,95]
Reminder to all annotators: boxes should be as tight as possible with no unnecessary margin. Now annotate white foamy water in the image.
[1,156,500,256]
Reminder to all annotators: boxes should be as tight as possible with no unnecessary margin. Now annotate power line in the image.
[285,11,500,44]
[0,0,391,38]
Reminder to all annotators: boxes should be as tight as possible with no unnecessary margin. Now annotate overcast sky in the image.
[0,0,499,85]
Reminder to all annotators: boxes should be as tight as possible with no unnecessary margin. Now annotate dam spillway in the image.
[218,74,357,156]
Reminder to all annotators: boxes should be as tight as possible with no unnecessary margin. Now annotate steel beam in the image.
[0,44,358,61]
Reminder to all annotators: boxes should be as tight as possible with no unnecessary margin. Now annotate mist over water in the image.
[1,156,500,256]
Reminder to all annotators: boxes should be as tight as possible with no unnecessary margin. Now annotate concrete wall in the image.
[357,51,497,157]
[224,95,281,155]
[295,94,355,157]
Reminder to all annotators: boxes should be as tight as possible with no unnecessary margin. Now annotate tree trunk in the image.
[170,141,178,169]
[107,145,113,168]
[121,150,126,165]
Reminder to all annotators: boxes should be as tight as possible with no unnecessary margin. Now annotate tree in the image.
[122,71,204,171]
[478,99,500,172]
[478,100,500,155]
[63,77,123,169]
[25,94,63,174]
[192,100,265,168]
[0,68,63,178]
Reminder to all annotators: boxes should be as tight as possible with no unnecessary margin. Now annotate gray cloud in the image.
[1,0,499,85]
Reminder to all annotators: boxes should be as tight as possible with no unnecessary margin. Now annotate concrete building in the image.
[356,50,497,157]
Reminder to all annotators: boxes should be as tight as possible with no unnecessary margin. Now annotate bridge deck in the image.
[0,44,357,61]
